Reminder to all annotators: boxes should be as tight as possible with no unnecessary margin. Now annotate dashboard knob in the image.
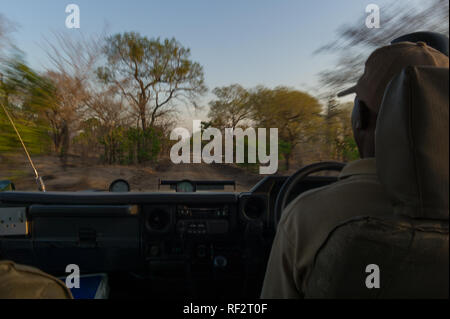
[147,208,170,232]
[213,256,227,268]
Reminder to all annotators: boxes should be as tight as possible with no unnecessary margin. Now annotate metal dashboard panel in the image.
[0,207,28,236]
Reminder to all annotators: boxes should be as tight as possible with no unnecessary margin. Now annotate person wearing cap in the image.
[260,41,449,299]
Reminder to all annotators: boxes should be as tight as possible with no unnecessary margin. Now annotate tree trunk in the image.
[59,122,70,170]
[285,153,291,171]
[140,107,147,131]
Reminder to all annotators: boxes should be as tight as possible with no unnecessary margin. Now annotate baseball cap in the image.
[337,41,449,112]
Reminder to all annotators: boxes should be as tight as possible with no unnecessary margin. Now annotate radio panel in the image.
[176,204,230,219]
[175,204,231,235]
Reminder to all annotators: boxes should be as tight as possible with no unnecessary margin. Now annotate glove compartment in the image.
[29,205,140,274]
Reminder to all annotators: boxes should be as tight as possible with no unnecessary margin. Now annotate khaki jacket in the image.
[261,158,392,298]
[0,260,73,299]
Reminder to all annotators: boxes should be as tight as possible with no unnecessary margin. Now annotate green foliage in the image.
[249,86,322,170]
[336,135,360,162]
[125,127,161,164]
[277,139,293,170]
[0,55,53,156]
[0,115,51,155]
[73,118,162,166]
[323,101,359,162]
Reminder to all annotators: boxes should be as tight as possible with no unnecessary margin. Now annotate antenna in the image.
[0,91,46,192]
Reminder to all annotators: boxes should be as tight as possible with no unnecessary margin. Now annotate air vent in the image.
[243,196,266,220]
[146,208,171,232]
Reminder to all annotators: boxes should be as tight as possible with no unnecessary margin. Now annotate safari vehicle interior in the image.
[0,173,340,299]
[0,33,449,299]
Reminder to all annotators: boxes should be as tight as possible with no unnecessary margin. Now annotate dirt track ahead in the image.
[2,156,262,192]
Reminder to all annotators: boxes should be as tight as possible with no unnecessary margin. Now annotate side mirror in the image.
[0,180,15,192]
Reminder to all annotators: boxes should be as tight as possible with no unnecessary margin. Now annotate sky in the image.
[1,0,393,125]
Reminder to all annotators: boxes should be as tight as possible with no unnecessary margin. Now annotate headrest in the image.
[376,66,449,220]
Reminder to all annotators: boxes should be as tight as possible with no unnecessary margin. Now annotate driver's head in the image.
[338,41,449,158]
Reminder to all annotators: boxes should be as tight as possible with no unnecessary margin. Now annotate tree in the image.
[320,100,359,162]
[250,87,322,170]
[316,0,449,94]
[323,96,342,157]
[72,118,102,162]
[41,31,103,166]
[43,71,87,163]
[208,84,251,130]
[98,32,207,131]
[332,103,359,162]
[73,86,126,164]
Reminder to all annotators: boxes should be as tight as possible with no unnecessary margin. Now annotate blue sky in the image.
[1,0,393,124]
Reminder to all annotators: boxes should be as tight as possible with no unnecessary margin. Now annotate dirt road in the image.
[1,156,262,192]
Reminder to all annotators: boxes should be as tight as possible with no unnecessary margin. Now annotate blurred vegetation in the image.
[0,54,53,155]
[1,31,203,169]
[1,52,359,174]
[316,0,449,94]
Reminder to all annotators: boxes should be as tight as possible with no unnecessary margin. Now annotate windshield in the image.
[0,0,448,192]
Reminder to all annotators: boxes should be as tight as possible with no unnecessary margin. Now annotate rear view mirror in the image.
[0,180,15,192]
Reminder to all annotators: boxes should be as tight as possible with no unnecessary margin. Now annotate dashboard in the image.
[0,175,337,298]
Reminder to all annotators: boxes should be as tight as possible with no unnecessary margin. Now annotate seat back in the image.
[305,66,449,298]
[305,217,448,298]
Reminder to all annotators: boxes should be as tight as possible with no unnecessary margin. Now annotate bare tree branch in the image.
[315,0,449,94]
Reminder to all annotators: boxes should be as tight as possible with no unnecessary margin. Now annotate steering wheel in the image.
[273,162,346,230]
